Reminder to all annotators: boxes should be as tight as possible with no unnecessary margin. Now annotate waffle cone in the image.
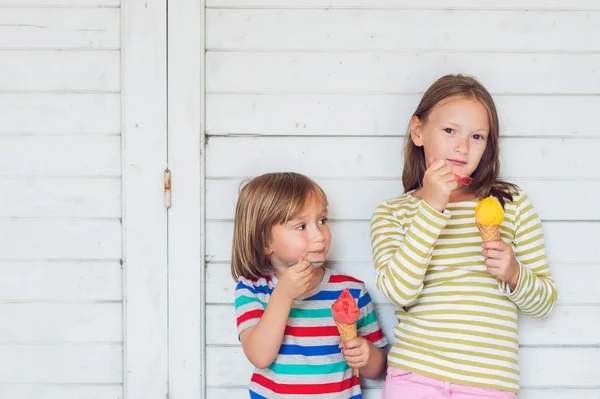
[477,223,502,283]
[477,223,500,242]
[335,321,359,378]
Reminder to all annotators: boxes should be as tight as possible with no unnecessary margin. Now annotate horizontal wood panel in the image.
[207,53,600,94]
[206,94,600,137]
[0,0,119,4]
[1,219,121,259]
[206,220,600,263]
[0,385,122,399]
[0,51,119,91]
[0,344,122,382]
[206,388,600,399]
[0,8,119,49]
[0,136,121,176]
[206,179,600,221]
[208,10,600,51]
[206,137,599,179]
[206,304,600,346]
[0,93,120,134]
[2,178,120,218]
[205,346,600,386]
[0,303,121,342]
[207,262,600,306]
[0,262,121,300]
[206,0,600,9]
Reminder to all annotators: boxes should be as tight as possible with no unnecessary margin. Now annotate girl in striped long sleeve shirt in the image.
[370,74,557,397]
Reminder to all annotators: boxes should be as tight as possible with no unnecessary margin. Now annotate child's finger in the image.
[482,241,506,250]
[481,249,503,259]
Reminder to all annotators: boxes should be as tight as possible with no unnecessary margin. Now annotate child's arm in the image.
[370,200,450,307]
[237,260,314,368]
[485,193,557,318]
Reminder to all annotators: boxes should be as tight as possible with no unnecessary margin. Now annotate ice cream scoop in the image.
[331,288,360,324]
[475,195,504,225]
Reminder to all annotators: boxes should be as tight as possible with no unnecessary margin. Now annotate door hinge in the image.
[164,168,172,209]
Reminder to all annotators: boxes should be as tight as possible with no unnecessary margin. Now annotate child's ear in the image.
[264,247,273,256]
[410,115,424,147]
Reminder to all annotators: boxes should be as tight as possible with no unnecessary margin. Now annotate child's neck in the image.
[307,267,325,292]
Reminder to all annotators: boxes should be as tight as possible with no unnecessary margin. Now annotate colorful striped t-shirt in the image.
[235,267,388,399]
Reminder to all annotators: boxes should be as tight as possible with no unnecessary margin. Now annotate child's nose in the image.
[454,138,469,155]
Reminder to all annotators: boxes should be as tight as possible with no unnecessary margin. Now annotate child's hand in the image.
[339,337,373,370]
[277,259,314,301]
[421,156,458,212]
[481,241,521,290]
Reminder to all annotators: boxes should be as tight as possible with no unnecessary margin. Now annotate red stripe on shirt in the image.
[328,274,363,284]
[237,309,264,327]
[251,373,358,394]
[364,329,385,343]
[284,325,339,337]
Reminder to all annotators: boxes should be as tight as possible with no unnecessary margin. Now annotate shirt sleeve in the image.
[370,199,451,307]
[499,192,558,318]
[356,283,387,348]
[234,277,266,337]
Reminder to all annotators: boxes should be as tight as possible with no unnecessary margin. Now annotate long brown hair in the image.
[403,74,517,207]
[231,172,328,280]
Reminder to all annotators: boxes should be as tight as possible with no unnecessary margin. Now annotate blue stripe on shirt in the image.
[279,344,341,356]
[305,288,361,301]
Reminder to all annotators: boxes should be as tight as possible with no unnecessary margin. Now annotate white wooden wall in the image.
[0,0,124,398]
[203,1,600,398]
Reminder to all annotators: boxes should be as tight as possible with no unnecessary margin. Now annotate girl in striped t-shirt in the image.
[370,75,557,398]
[232,172,387,398]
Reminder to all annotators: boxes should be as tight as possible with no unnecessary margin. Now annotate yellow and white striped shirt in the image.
[370,190,557,393]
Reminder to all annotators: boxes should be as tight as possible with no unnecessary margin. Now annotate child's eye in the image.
[472,134,485,140]
[319,217,328,225]
[444,128,454,134]
[295,224,306,231]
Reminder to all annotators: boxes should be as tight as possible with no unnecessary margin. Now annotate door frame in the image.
[122,0,169,398]
[167,0,205,397]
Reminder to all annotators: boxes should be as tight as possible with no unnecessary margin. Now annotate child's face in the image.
[411,96,489,178]
[265,195,331,275]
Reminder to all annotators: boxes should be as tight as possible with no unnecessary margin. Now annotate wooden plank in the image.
[0,303,121,342]
[0,51,119,91]
[0,136,120,176]
[208,10,600,51]
[205,304,600,346]
[0,8,119,49]
[206,261,600,306]
[122,0,168,397]
[207,388,600,399]
[205,346,600,386]
[206,94,600,137]
[0,344,122,383]
[206,0,600,9]
[2,178,120,218]
[206,137,599,179]
[167,0,204,396]
[0,0,118,4]
[0,385,122,399]
[206,221,600,263]
[0,93,120,134]
[206,179,600,221]
[1,219,121,259]
[207,53,600,94]
[0,261,121,301]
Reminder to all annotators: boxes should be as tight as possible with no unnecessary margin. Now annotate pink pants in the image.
[382,367,517,399]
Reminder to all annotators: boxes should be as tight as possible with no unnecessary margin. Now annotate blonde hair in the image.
[403,74,517,206]
[231,172,328,280]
